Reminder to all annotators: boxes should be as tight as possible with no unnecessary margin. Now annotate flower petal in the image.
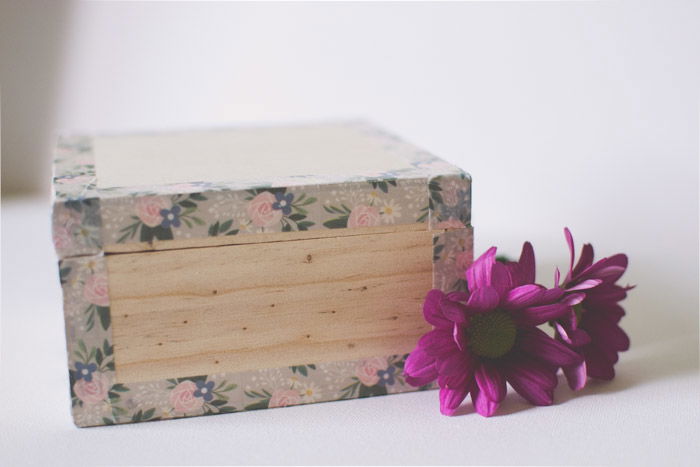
[504,357,557,406]
[502,284,545,310]
[439,386,470,416]
[584,345,616,380]
[475,362,507,403]
[561,292,586,306]
[438,350,472,376]
[585,314,631,351]
[518,327,583,366]
[441,298,469,324]
[563,360,588,391]
[489,261,513,298]
[516,303,570,326]
[404,347,438,386]
[438,368,472,390]
[446,291,469,303]
[423,289,451,328]
[517,241,536,285]
[541,287,565,303]
[580,254,628,284]
[466,247,497,292]
[566,278,603,292]
[418,329,458,358]
[471,385,500,417]
[572,243,595,279]
[465,286,500,313]
[555,322,591,347]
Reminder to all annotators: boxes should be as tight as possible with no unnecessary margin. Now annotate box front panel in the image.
[107,226,434,383]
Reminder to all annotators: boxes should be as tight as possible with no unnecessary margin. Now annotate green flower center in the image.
[467,310,517,359]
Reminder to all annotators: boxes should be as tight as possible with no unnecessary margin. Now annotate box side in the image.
[51,136,103,260]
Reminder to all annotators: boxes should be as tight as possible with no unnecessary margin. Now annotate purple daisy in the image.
[404,243,584,416]
[553,228,632,390]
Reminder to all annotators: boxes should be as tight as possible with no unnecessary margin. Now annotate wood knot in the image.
[347,342,356,349]
[212,289,218,295]
[304,254,313,263]
[182,320,188,324]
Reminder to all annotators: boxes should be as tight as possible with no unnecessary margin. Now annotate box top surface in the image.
[51,121,470,259]
[54,121,463,200]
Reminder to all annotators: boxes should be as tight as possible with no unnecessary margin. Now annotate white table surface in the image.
[1,193,698,466]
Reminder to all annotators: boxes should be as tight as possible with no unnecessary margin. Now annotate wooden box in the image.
[52,121,472,426]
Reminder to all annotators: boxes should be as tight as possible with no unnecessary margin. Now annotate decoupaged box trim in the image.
[52,122,473,426]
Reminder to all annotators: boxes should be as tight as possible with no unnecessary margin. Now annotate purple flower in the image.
[272,192,294,216]
[193,380,215,402]
[553,228,632,390]
[377,365,396,386]
[404,243,583,417]
[160,205,182,228]
[75,362,97,382]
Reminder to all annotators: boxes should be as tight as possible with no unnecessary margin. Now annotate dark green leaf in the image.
[208,222,220,236]
[97,306,111,330]
[244,400,269,411]
[178,200,197,208]
[219,220,233,232]
[323,217,348,229]
[140,225,174,242]
[189,193,207,201]
[359,384,388,398]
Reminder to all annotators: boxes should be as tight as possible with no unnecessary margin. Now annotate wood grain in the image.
[107,227,434,383]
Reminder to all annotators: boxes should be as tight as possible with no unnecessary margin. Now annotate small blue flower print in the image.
[194,380,215,401]
[75,362,97,382]
[272,192,294,216]
[160,205,182,228]
[377,366,396,386]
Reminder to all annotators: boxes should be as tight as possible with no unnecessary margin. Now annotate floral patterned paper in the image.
[52,122,472,426]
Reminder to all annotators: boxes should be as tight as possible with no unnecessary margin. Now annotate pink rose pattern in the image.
[434,217,467,230]
[246,191,283,227]
[135,196,171,227]
[347,205,381,228]
[73,372,110,405]
[82,274,110,307]
[441,179,462,207]
[169,381,204,414]
[355,357,389,386]
[268,389,302,408]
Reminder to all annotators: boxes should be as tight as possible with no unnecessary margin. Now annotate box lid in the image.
[52,121,471,258]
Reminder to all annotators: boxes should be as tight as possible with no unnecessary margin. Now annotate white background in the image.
[1,1,698,465]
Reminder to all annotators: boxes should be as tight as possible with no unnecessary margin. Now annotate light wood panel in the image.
[107,227,434,383]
